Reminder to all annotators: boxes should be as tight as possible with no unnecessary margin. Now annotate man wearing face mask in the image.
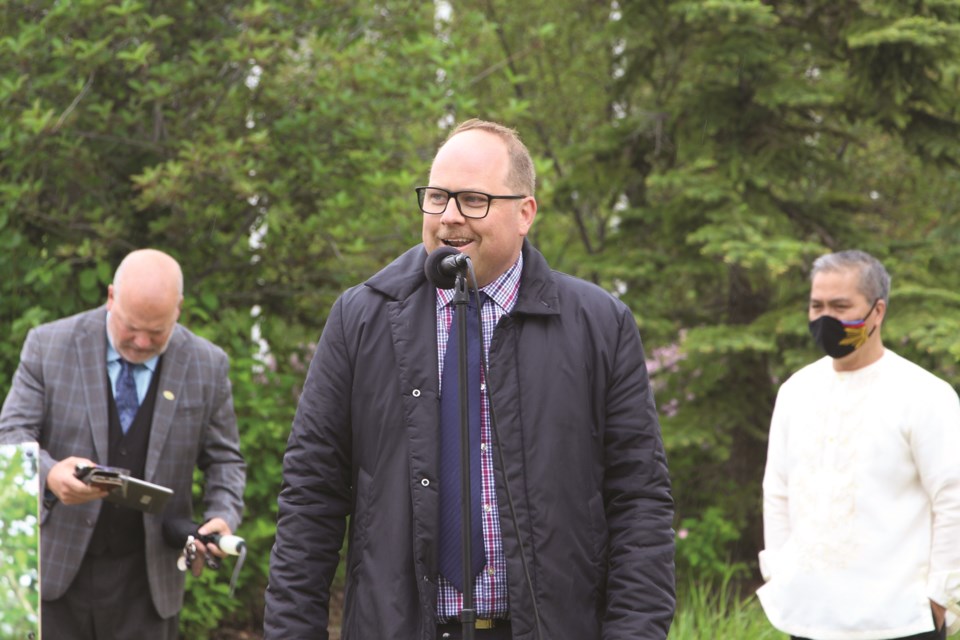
[757,250,960,640]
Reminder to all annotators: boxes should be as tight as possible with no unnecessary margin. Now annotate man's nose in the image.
[439,198,465,223]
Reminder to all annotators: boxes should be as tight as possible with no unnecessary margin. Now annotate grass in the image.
[668,579,789,639]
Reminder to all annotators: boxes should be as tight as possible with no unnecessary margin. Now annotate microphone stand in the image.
[451,271,477,640]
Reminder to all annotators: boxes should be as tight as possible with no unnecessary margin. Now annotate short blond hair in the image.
[446,119,536,196]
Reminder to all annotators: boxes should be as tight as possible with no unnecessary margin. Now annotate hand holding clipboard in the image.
[74,463,173,514]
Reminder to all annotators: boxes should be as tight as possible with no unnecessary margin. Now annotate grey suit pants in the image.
[42,549,178,640]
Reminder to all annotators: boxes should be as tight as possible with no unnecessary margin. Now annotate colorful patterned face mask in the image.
[808,299,879,359]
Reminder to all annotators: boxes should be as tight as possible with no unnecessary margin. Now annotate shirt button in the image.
[483,504,492,513]
[480,443,487,452]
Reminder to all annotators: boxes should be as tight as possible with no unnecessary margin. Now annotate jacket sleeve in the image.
[602,306,676,639]
[760,386,791,582]
[915,380,960,631]
[263,296,353,640]
[0,329,59,493]
[196,347,246,533]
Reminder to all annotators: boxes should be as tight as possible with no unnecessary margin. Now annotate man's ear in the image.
[518,196,538,237]
[874,298,887,327]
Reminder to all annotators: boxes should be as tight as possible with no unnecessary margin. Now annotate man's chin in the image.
[120,350,159,364]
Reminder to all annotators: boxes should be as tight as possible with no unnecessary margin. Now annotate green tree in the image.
[436,0,960,574]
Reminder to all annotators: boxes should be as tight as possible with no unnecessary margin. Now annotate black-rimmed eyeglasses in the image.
[415,186,526,219]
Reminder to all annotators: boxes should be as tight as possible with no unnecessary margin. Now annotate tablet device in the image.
[76,464,173,514]
[104,476,173,515]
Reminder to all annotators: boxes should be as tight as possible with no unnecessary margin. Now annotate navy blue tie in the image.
[438,291,486,592]
[116,358,140,434]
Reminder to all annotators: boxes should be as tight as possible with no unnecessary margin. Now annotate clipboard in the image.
[75,464,174,515]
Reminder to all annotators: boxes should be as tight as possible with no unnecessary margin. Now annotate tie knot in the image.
[451,290,487,312]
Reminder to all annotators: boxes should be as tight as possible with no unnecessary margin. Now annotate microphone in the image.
[163,518,247,597]
[424,246,470,289]
[162,518,246,555]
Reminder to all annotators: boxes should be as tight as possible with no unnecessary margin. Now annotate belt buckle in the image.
[475,618,496,630]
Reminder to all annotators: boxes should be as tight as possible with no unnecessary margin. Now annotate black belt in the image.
[437,619,511,638]
[439,618,502,629]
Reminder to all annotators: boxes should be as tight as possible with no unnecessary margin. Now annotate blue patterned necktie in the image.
[438,291,486,592]
[115,358,140,434]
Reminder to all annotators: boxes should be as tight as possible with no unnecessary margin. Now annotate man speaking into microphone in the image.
[264,119,675,639]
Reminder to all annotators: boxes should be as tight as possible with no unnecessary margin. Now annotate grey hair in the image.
[811,250,891,306]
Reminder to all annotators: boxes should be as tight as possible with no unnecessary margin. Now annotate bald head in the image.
[106,249,183,363]
[113,249,183,302]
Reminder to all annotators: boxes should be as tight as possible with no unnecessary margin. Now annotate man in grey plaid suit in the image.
[0,249,246,639]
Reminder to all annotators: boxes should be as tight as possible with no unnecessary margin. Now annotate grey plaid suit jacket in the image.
[0,306,245,619]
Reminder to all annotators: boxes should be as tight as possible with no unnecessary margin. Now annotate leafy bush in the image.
[0,444,40,639]
[674,506,750,588]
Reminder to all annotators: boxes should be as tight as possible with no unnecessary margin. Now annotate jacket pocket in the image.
[347,467,374,580]
[588,492,608,598]
[341,468,374,639]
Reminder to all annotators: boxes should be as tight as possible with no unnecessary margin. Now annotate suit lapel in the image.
[146,328,188,481]
[77,309,110,464]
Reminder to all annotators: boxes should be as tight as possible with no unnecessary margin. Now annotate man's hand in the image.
[47,457,109,505]
[932,600,946,631]
[188,517,233,577]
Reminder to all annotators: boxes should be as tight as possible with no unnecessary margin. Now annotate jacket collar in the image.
[513,240,560,317]
[364,240,560,318]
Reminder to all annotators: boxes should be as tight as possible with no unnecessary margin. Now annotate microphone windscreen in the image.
[424,246,461,289]
[162,518,200,549]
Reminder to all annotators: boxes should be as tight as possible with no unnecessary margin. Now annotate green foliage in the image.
[675,507,750,587]
[670,578,787,639]
[0,445,40,639]
[442,0,960,578]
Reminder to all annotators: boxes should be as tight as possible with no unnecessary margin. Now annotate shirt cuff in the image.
[928,570,960,633]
